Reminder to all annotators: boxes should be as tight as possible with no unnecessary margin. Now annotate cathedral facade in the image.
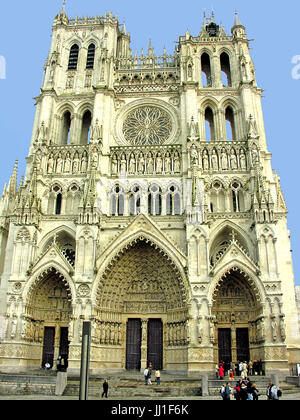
[0,6,299,376]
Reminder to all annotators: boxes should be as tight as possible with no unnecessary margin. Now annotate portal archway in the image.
[24,267,73,369]
[94,239,189,371]
[212,268,263,366]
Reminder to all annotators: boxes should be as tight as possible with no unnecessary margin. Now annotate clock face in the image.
[122,106,173,146]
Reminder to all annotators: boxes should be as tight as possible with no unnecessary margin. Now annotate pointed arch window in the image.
[129,186,141,216]
[86,43,95,69]
[166,185,181,216]
[61,111,71,145]
[225,106,236,141]
[55,193,62,215]
[205,107,215,141]
[220,52,232,87]
[201,53,212,87]
[80,110,92,144]
[68,44,79,70]
[111,185,125,216]
[148,185,162,216]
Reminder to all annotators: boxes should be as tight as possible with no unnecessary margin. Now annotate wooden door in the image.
[42,327,55,368]
[236,328,250,362]
[147,319,163,370]
[59,327,69,369]
[218,328,232,363]
[126,319,141,371]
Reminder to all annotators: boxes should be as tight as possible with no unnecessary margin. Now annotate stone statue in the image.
[248,114,259,139]
[189,144,199,166]
[221,149,228,170]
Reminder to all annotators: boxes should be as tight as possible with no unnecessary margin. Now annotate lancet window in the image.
[201,53,212,87]
[148,185,162,216]
[68,44,79,70]
[86,43,95,70]
[220,52,232,87]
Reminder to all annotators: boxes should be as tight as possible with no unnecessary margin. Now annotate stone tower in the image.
[0,6,299,376]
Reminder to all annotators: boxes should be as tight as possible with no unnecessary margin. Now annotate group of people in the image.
[217,360,264,380]
[144,363,161,385]
[221,378,282,401]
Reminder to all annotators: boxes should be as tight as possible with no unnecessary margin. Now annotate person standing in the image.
[144,367,149,385]
[102,379,109,398]
[248,360,253,376]
[155,369,161,385]
[266,382,279,400]
[233,382,241,400]
[252,383,259,400]
[219,364,224,380]
[147,365,152,385]
[224,382,231,400]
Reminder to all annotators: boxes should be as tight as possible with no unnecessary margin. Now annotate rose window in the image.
[122,106,172,145]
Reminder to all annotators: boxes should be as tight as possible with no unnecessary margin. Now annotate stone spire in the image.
[8,160,18,199]
[231,10,246,39]
[233,10,243,28]
[54,0,69,24]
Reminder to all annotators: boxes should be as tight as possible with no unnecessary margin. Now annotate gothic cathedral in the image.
[0,6,299,376]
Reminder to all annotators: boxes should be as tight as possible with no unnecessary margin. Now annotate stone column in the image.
[140,319,148,371]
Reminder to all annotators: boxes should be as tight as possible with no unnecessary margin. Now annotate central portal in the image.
[96,238,189,372]
[126,318,163,371]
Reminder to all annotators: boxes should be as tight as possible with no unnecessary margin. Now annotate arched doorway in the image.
[212,269,263,367]
[95,239,189,371]
[25,267,72,369]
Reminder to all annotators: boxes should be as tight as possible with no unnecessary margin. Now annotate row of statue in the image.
[111,149,182,176]
[166,321,189,346]
[47,151,89,174]
[189,144,250,171]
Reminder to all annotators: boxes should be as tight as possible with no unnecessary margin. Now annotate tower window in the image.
[220,52,232,87]
[68,44,79,70]
[205,107,215,141]
[201,53,212,87]
[61,111,71,145]
[80,110,92,144]
[55,193,62,215]
[225,106,236,141]
[86,43,95,69]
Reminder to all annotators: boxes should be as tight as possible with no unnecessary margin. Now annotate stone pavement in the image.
[0,391,299,400]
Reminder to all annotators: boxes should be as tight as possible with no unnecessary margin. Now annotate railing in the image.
[115,54,180,70]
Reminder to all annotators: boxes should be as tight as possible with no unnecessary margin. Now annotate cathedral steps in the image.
[0,371,298,398]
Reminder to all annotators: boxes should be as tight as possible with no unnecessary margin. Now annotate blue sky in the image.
[0,0,299,285]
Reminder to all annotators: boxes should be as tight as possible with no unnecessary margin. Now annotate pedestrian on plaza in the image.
[155,369,161,385]
[102,379,109,398]
[241,361,248,379]
[219,364,224,380]
[144,366,149,385]
[239,361,243,377]
[233,382,241,400]
[240,381,248,400]
[252,383,260,400]
[221,382,231,400]
[266,382,282,400]
[229,369,234,380]
[147,365,152,385]
[215,364,219,379]
[246,378,254,400]
[248,360,253,376]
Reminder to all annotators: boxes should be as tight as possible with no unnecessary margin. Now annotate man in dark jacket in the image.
[102,379,109,398]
